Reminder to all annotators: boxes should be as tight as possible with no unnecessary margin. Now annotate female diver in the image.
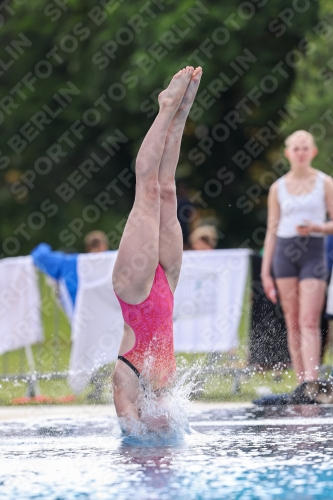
[112,66,202,431]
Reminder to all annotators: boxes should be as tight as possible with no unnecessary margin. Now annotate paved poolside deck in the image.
[0,402,253,421]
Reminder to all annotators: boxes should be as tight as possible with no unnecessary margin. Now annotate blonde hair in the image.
[188,225,218,249]
[285,130,316,148]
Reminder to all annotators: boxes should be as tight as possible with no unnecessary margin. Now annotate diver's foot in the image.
[158,66,194,113]
[176,66,202,117]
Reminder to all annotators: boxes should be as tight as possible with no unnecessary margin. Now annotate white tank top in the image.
[276,171,326,238]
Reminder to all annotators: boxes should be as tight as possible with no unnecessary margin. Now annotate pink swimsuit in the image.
[115,264,176,390]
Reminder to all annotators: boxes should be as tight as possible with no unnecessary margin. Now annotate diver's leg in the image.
[158,67,202,291]
[112,67,193,304]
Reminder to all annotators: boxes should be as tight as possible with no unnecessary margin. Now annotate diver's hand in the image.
[140,413,170,431]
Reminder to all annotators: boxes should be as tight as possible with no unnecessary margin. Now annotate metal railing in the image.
[0,279,70,398]
[1,273,332,402]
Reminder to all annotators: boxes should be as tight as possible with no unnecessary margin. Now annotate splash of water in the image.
[114,357,205,446]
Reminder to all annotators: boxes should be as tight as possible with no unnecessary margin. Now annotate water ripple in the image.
[1,406,333,499]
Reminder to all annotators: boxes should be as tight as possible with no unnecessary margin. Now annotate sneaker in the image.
[288,382,317,404]
[252,393,290,405]
[253,381,333,406]
[304,381,333,404]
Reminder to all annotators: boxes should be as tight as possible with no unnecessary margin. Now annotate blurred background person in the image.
[176,180,198,250]
[189,225,218,250]
[84,231,109,253]
[259,130,333,404]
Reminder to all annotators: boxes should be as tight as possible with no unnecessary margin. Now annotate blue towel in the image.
[31,243,78,317]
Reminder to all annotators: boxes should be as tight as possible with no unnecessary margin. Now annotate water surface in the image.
[1,405,333,499]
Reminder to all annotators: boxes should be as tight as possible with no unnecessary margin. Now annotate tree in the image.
[0,0,319,256]
[282,1,333,174]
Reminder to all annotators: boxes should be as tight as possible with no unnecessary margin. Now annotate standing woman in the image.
[261,130,333,398]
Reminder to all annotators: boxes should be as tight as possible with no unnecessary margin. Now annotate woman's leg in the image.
[158,67,202,291]
[276,277,304,382]
[298,278,326,381]
[112,67,193,305]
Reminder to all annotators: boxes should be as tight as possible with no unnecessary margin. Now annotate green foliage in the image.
[283,1,333,173]
[0,0,319,254]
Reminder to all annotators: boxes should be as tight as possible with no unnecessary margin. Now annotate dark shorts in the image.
[272,236,328,281]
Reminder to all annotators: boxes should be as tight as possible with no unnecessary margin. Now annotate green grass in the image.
[0,271,332,405]
[0,274,74,405]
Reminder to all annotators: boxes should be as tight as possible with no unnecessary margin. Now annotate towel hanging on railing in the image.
[0,256,43,355]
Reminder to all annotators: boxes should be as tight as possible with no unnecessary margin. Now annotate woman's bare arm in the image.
[261,183,280,304]
[321,176,333,233]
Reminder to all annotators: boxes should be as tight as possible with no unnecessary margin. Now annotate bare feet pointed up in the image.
[158,66,194,114]
[177,66,202,118]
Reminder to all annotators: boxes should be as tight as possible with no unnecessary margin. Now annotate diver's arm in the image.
[112,362,140,432]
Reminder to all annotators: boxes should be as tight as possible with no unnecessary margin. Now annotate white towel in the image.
[0,256,43,355]
[69,249,250,393]
[174,249,250,352]
[69,252,123,393]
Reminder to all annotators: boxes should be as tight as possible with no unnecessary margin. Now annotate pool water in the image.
[2,404,333,499]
